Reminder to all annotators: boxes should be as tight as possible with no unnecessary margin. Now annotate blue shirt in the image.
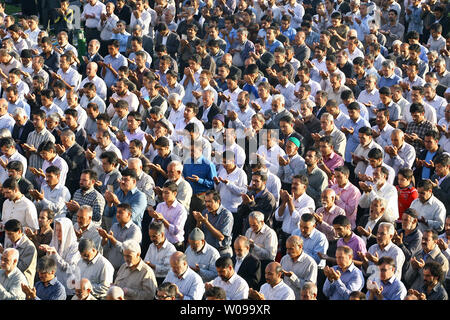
[342,116,371,162]
[220,28,238,53]
[107,187,147,228]
[292,228,329,265]
[373,276,407,300]
[103,53,128,87]
[265,39,284,54]
[183,156,217,195]
[111,32,130,53]
[323,263,365,300]
[378,74,401,89]
[422,150,436,180]
[35,277,66,300]
[281,27,297,43]
[200,205,233,253]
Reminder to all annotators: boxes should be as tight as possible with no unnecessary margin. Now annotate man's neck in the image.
[307,164,316,173]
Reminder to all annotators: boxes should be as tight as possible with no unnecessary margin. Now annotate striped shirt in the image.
[26,128,55,170]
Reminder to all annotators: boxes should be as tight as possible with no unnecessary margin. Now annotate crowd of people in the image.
[0,0,448,301]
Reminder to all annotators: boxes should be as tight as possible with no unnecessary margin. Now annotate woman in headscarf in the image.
[39,217,81,296]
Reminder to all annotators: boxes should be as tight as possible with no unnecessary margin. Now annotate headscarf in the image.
[50,217,78,257]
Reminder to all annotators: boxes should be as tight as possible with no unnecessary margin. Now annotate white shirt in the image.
[106,91,139,118]
[254,96,273,114]
[234,253,247,273]
[215,166,247,213]
[98,14,119,41]
[357,88,381,120]
[1,195,38,231]
[410,195,446,233]
[425,94,447,120]
[259,281,295,300]
[359,182,399,222]
[404,101,437,124]
[275,193,315,234]
[256,144,286,175]
[211,272,249,300]
[58,67,81,90]
[345,47,365,62]
[82,1,106,29]
[80,75,108,100]
[364,163,396,185]
[143,239,177,278]
[130,10,152,35]
[0,151,26,184]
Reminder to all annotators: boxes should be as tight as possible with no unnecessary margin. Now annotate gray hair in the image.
[168,160,183,172]
[122,239,141,254]
[272,94,285,105]
[128,157,142,168]
[379,222,395,235]
[75,278,93,291]
[287,235,303,247]
[234,235,250,248]
[89,39,100,47]
[3,248,19,262]
[0,128,11,138]
[78,205,93,218]
[60,128,76,138]
[47,112,61,122]
[372,197,387,209]
[320,112,334,122]
[107,286,124,299]
[382,59,395,69]
[366,73,378,82]
[249,211,265,222]
[302,282,317,295]
[168,92,181,102]
[13,107,27,118]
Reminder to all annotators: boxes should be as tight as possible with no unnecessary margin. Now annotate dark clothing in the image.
[232,254,262,290]
[41,51,60,73]
[397,227,423,277]
[235,188,277,239]
[294,115,321,151]
[355,215,390,249]
[114,4,132,26]
[13,120,35,156]
[60,143,86,196]
[430,173,450,213]
[197,104,221,130]
[413,146,444,182]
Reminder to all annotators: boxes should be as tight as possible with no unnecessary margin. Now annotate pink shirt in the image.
[315,205,346,241]
[330,182,361,230]
[323,151,345,184]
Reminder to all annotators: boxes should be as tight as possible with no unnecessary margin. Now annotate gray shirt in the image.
[245,224,278,261]
[383,142,416,175]
[299,167,328,208]
[77,252,115,299]
[319,126,347,157]
[185,242,220,282]
[280,251,318,300]
[103,220,142,270]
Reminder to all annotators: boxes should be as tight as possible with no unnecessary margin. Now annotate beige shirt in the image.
[114,258,157,300]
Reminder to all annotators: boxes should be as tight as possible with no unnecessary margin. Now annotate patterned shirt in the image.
[405,119,436,153]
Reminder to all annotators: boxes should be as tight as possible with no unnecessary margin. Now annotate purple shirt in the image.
[315,205,346,241]
[154,200,188,244]
[117,128,147,159]
[330,182,361,230]
[323,152,345,177]
[337,232,367,261]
